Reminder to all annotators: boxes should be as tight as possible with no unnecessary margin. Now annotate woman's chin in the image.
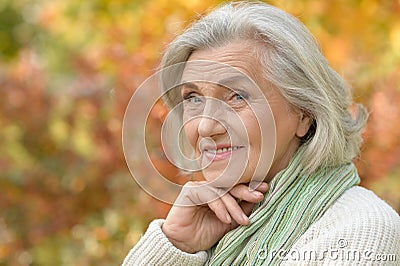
[202,169,248,188]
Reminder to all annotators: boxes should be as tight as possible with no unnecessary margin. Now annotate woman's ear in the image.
[296,113,312,138]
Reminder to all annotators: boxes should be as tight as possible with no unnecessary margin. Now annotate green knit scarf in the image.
[208,146,360,265]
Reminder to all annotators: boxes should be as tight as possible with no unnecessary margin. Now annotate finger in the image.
[175,182,233,224]
[254,182,269,193]
[240,201,256,216]
[220,193,250,226]
[176,181,228,206]
[227,201,257,230]
[249,181,269,192]
[208,198,232,224]
[229,184,264,203]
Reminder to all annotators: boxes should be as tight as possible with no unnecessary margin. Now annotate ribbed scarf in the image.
[208,146,360,265]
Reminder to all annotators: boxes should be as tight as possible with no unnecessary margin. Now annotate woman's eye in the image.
[232,92,249,101]
[183,93,203,104]
[188,96,202,103]
[234,94,245,100]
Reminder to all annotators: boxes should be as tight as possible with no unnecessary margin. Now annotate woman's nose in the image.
[197,115,226,137]
[197,101,226,137]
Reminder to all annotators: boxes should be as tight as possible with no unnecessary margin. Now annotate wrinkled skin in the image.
[162,40,311,253]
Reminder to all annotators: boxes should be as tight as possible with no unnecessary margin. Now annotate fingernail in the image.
[242,213,249,223]
[226,213,231,223]
[252,191,264,198]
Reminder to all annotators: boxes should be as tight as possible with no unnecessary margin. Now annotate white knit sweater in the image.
[122,186,400,265]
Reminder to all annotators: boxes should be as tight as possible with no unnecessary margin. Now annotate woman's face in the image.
[180,41,310,187]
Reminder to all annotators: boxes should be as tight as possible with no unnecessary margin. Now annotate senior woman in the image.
[123,2,400,265]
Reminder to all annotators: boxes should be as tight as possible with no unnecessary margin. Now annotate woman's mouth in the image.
[203,146,243,161]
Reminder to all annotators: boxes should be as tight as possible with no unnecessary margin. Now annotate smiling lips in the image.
[203,145,243,161]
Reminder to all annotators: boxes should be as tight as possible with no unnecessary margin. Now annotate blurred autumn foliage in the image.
[0,0,399,265]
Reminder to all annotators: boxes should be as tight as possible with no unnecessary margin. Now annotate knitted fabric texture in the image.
[208,146,360,265]
[122,187,400,265]
[122,220,208,266]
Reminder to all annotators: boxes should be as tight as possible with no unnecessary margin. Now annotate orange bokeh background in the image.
[0,0,399,265]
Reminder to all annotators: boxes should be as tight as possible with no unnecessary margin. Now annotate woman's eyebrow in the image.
[180,81,199,90]
[180,77,254,94]
[217,76,255,94]
[217,75,254,90]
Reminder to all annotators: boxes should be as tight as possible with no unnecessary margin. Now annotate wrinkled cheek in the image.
[247,109,276,181]
[182,121,198,150]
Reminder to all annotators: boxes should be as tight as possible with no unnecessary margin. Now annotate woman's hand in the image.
[161,181,269,253]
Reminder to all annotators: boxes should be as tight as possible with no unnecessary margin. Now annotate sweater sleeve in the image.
[282,186,400,265]
[122,219,208,266]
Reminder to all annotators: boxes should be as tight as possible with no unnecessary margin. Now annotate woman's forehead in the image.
[181,60,246,82]
[180,68,263,98]
[181,74,254,89]
[180,41,267,88]
[181,61,262,95]
[186,43,260,69]
[180,63,270,98]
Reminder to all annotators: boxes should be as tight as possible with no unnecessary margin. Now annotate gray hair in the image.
[160,1,368,173]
